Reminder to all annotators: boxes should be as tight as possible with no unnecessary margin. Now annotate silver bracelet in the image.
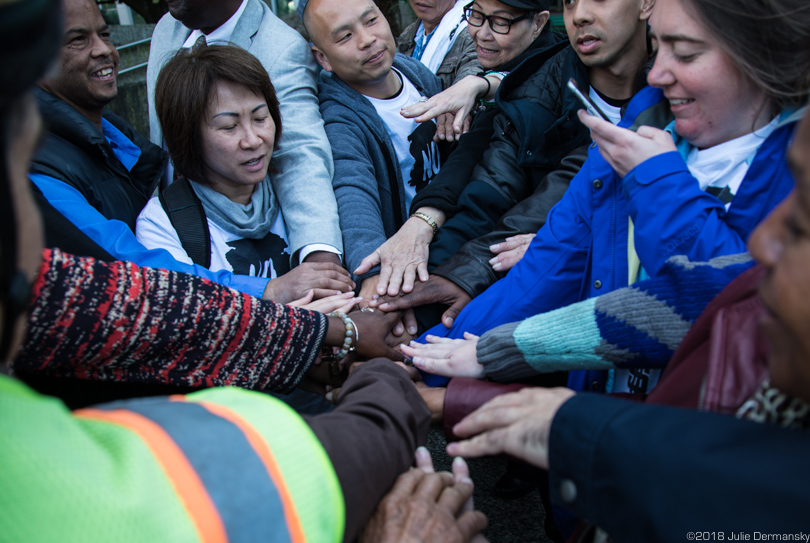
[330,311,357,359]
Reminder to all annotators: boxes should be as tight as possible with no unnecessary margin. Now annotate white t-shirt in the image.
[366,69,442,212]
[589,87,624,125]
[136,196,292,279]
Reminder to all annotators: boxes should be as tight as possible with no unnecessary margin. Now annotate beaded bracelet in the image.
[330,311,358,360]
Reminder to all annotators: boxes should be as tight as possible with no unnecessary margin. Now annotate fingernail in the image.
[489,243,499,251]
[453,456,465,467]
[325,391,334,403]
[461,477,473,484]
[412,357,423,367]
[409,326,417,335]
[488,257,497,265]
[446,443,458,455]
[492,263,501,271]
[379,303,389,309]
[416,446,429,456]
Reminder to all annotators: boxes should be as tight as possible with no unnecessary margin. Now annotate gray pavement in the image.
[426,427,554,543]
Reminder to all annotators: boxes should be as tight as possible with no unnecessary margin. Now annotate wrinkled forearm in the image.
[17,248,326,393]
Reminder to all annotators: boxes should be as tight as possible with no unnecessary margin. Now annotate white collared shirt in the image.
[182,0,249,47]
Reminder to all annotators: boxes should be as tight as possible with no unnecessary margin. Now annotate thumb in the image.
[442,300,464,329]
[354,251,381,275]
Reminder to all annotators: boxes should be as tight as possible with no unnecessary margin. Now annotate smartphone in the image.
[567,78,612,123]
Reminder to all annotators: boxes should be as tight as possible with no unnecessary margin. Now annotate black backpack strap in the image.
[158,177,211,268]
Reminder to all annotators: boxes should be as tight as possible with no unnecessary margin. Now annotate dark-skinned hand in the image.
[373,276,472,329]
[262,261,355,304]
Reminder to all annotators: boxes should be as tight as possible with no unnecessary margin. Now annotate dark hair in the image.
[681,0,810,111]
[155,44,282,185]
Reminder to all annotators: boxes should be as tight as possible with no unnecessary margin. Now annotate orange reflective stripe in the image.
[76,408,228,543]
[172,397,306,543]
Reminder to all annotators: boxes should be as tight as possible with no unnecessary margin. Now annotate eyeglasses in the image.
[462,3,533,35]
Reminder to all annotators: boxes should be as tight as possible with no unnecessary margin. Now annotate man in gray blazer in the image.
[147,0,344,269]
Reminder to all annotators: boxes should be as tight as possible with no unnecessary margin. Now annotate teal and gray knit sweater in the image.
[477,253,754,382]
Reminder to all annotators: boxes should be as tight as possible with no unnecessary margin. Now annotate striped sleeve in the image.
[16,248,327,393]
[0,375,343,543]
[478,254,754,381]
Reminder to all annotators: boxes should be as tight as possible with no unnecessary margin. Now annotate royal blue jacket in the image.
[422,87,799,390]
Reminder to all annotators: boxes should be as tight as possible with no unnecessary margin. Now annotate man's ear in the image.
[532,10,550,38]
[639,0,655,21]
[311,45,332,72]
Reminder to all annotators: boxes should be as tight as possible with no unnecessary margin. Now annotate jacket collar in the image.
[167,0,263,51]
[34,87,112,160]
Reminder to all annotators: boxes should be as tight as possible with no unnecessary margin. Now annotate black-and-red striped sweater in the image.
[15,248,326,393]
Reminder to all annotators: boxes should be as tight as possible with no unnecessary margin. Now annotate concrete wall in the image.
[109,24,154,140]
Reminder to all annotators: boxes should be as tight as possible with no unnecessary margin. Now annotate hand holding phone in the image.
[567,78,612,123]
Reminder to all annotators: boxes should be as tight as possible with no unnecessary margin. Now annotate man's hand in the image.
[577,109,676,177]
[488,234,535,272]
[375,276,472,329]
[446,387,576,470]
[350,310,408,361]
[360,457,487,543]
[262,262,354,304]
[355,208,445,297]
[401,332,483,378]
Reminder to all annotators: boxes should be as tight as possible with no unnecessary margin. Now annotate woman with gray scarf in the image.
[137,43,356,312]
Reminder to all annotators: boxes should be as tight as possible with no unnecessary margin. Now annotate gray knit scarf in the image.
[190,175,277,239]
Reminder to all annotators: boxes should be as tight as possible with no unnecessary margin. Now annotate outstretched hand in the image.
[401,75,489,142]
[351,309,408,361]
[355,212,442,296]
[262,262,355,304]
[289,290,361,314]
[446,387,575,469]
[401,332,484,378]
[577,109,676,177]
[374,275,472,329]
[488,233,535,272]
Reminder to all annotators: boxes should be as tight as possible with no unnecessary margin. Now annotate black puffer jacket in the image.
[426,45,592,268]
[410,29,568,219]
[432,51,655,298]
[31,87,166,231]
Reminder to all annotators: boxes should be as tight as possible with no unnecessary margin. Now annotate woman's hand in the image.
[446,387,576,470]
[355,208,445,297]
[263,262,355,304]
[488,234,535,272]
[289,290,361,314]
[578,109,677,177]
[401,332,484,378]
[401,75,494,142]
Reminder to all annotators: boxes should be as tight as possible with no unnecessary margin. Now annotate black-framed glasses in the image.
[462,3,533,35]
